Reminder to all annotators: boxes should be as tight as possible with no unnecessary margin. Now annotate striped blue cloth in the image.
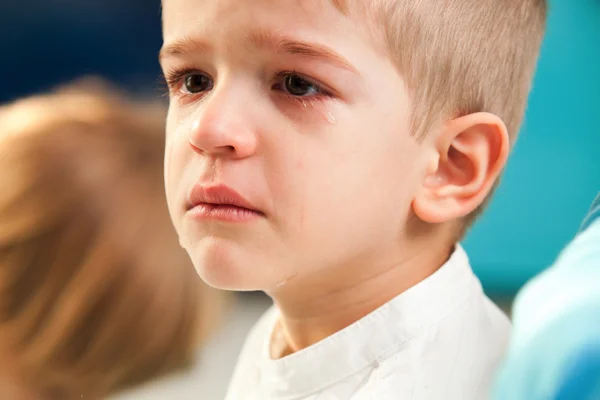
[492,193,600,400]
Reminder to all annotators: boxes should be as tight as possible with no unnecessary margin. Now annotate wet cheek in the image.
[270,148,309,232]
[295,157,306,226]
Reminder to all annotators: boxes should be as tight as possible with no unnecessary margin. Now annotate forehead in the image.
[163,0,338,37]
[161,0,377,51]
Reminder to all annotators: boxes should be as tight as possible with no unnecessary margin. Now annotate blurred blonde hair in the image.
[0,79,225,398]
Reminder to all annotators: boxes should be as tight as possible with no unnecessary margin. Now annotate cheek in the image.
[286,124,424,249]
[164,117,190,215]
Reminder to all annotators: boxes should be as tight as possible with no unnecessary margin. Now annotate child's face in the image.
[161,0,431,291]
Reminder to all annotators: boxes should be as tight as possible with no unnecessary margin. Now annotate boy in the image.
[159,0,547,398]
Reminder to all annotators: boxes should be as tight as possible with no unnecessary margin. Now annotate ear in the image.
[413,112,510,224]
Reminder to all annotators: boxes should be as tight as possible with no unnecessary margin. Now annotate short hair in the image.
[334,0,547,140]
[333,0,547,230]
[0,79,225,398]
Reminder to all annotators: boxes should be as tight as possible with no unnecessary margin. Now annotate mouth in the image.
[186,184,264,223]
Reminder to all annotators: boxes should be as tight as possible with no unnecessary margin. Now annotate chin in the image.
[186,237,268,291]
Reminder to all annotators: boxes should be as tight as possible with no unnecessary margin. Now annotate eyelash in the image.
[273,70,332,106]
[158,67,197,99]
[159,67,333,105]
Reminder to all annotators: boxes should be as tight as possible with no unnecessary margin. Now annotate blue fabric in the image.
[494,301,600,400]
[581,193,600,233]
[492,193,600,400]
[555,345,600,400]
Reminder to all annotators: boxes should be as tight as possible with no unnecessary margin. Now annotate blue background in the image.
[465,0,600,295]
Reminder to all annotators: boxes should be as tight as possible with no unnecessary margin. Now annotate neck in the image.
[266,236,455,357]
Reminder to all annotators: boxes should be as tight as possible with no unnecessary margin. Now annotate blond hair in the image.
[0,79,225,398]
[335,0,547,140]
[332,0,547,230]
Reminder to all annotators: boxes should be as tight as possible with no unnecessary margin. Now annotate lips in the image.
[185,184,264,222]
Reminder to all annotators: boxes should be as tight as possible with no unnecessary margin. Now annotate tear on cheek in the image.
[288,97,338,126]
[325,111,337,124]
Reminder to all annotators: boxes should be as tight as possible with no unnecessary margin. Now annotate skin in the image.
[161,0,509,354]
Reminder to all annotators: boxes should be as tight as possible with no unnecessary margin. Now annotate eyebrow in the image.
[159,31,360,76]
[159,36,212,62]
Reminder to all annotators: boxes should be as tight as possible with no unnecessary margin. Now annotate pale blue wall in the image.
[465,0,600,295]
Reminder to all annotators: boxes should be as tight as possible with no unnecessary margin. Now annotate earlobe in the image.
[413,112,509,224]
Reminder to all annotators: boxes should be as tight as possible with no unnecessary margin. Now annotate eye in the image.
[183,73,213,94]
[282,74,321,97]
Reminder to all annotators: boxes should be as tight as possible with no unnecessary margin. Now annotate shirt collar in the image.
[256,245,479,398]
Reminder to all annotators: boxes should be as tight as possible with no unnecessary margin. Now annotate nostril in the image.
[189,142,204,153]
[189,142,236,155]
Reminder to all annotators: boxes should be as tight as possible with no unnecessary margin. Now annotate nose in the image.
[188,89,258,159]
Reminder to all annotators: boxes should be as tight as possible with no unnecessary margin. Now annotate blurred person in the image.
[492,193,600,400]
[0,79,225,399]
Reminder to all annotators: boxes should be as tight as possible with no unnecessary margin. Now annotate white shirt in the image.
[226,246,511,400]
